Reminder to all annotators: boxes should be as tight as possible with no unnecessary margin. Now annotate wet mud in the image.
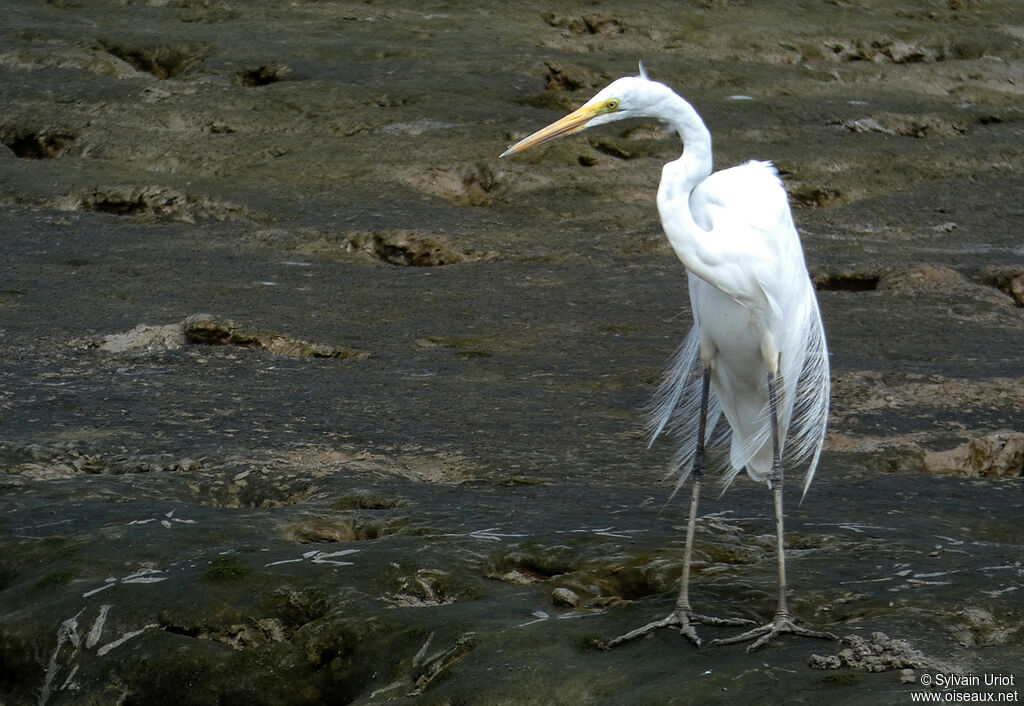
[1,0,1022,704]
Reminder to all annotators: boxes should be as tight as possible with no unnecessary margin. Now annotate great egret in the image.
[500,67,834,651]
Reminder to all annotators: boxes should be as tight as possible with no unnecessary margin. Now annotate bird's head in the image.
[500,68,675,158]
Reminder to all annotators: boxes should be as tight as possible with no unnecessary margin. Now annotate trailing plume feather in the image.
[647,288,829,501]
[645,326,726,500]
[786,295,830,499]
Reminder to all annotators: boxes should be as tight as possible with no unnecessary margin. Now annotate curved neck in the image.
[655,94,713,223]
[663,94,713,189]
[656,94,732,291]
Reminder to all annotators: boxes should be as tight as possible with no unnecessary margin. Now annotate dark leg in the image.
[710,372,836,651]
[600,372,752,650]
[676,370,710,622]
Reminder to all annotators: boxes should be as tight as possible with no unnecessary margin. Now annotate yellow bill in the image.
[499,101,611,158]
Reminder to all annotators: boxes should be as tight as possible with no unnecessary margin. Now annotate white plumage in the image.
[501,69,835,651]
[650,158,829,496]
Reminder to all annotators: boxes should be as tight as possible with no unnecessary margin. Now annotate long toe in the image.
[600,609,755,650]
[689,613,757,628]
[600,609,698,649]
[709,616,836,652]
[669,618,703,648]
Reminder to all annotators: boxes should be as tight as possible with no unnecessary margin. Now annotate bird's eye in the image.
[606,99,620,111]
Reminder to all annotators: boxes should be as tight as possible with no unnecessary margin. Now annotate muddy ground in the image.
[1,1,1022,704]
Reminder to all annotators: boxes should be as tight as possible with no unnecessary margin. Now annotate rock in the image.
[921,432,1024,477]
[881,40,934,64]
[809,632,952,673]
[977,267,1024,307]
[878,265,970,294]
[493,569,537,585]
[551,587,580,608]
[182,313,368,359]
[98,322,186,352]
[951,607,1022,647]
[1011,274,1024,307]
[92,315,369,359]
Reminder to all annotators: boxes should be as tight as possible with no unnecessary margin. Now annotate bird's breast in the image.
[689,274,769,379]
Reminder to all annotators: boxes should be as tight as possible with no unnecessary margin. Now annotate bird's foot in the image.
[597,609,755,650]
[709,613,836,652]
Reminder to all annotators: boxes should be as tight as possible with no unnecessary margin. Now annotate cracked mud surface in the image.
[1,1,1022,704]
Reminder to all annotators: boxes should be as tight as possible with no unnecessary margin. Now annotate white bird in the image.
[501,66,834,651]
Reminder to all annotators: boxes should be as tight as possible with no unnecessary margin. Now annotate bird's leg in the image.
[672,373,756,642]
[672,369,710,642]
[599,372,752,650]
[709,371,836,652]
